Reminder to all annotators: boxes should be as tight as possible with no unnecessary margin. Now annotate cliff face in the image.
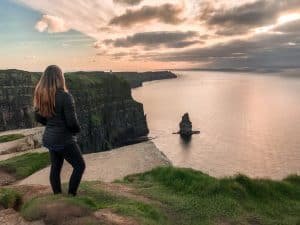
[0,70,36,130]
[65,72,149,152]
[0,70,149,153]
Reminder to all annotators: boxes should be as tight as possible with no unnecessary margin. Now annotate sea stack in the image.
[174,113,200,137]
[179,113,193,136]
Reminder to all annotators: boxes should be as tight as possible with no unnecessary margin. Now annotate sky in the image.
[0,0,300,71]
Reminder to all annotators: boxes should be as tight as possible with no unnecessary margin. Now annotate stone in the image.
[179,113,193,136]
[0,127,44,155]
[173,113,200,137]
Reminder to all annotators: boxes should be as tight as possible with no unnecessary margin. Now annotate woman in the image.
[33,65,85,196]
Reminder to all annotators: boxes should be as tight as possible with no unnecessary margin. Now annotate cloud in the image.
[13,0,300,71]
[109,3,184,27]
[150,40,256,62]
[199,0,300,36]
[275,18,300,34]
[35,15,70,33]
[113,0,143,6]
[105,31,200,48]
[93,42,102,49]
[167,40,201,48]
[207,1,277,25]
[136,18,300,70]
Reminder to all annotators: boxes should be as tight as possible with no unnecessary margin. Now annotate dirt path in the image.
[94,209,139,225]
[19,141,171,185]
[0,170,16,186]
[92,182,162,205]
[0,209,45,225]
[0,127,44,137]
[0,147,46,162]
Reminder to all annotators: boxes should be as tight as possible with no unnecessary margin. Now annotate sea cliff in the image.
[114,71,177,88]
[66,70,177,88]
[0,69,172,152]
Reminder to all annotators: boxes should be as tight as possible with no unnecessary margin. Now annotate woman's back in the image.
[35,89,81,147]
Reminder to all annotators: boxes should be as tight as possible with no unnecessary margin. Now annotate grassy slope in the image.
[0,152,50,179]
[123,167,300,225]
[21,182,167,225]
[0,134,25,143]
[0,166,299,225]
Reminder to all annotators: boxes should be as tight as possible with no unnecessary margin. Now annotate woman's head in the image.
[33,65,68,117]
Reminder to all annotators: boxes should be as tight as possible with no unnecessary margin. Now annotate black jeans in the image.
[49,142,85,196]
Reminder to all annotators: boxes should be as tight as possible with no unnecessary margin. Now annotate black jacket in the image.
[34,89,81,147]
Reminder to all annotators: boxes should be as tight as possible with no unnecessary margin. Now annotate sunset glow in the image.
[278,13,300,24]
[1,0,300,71]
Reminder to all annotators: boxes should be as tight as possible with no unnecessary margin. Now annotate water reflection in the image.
[132,71,300,179]
[179,134,192,149]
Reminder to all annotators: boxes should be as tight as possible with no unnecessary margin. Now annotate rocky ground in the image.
[0,208,44,225]
[19,141,171,185]
[0,127,43,155]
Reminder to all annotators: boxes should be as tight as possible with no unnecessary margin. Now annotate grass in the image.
[80,182,166,225]
[21,181,167,225]
[65,72,104,90]
[123,166,300,225]
[0,152,50,179]
[21,194,95,221]
[0,134,25,143]
[0,188,22,209]
[1,166,299,225]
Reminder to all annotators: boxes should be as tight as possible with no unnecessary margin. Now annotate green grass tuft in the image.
[21,194,95,221]
[0,134,25,143]
[0,152,50,179]
[284,174,300,185]
[0,188,22,209]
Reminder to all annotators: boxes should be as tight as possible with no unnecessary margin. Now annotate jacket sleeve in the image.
[63,92,81,134]
[34,110,47,126]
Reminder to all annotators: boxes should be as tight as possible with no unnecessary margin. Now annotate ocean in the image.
[132,71,300,179]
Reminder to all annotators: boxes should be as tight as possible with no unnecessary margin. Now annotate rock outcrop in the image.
[173,113,200,137]
[0,69,151,152]
[179,113,193,136]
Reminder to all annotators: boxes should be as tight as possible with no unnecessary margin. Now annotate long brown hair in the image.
[33,65,68,117]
